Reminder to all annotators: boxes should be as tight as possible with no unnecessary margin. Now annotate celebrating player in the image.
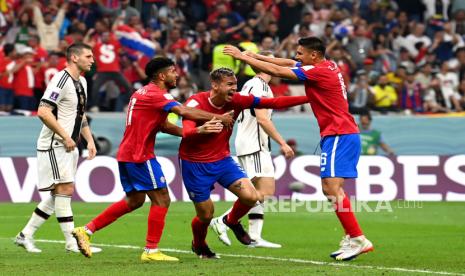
[179,67,308,258]
[72,57,234,261]
[210,52,294,248]
[223,37,374,261]
[14,43,101,254]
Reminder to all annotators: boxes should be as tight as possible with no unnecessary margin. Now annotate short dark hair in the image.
[210,67,235,82]
[66,43,92,61]
[3,43,15,56]
[298,36,326,56]
[360,110,372,121]
[145,57,175,80]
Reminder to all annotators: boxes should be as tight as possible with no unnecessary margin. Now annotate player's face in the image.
[75,49,94,72]
[162,66,178,89]
[215,75,237,102]
[295,45,319,65]
[360,116,371,130]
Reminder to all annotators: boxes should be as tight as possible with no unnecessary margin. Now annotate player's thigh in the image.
[238,151,275,181]
[37,147,78,193]
[193,198,215,221]
[179,159,217,203]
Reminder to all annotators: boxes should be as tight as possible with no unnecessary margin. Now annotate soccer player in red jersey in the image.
[179,68,308,258]
[72,57,234,261]
[223,37,374,261]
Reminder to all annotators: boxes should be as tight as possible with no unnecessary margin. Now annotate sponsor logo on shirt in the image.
[186,99,199,107]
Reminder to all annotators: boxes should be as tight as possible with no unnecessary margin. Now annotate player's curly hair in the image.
[298,36,326,56]
[145,57,175,81]
[210,67,235,83]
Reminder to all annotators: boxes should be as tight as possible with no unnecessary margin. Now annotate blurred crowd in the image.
[1,0,465,115]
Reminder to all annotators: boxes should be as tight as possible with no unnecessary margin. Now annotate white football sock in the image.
[220,207,233,221]
[248,202,264,240]
[54,194,75,245]
[21,196,55,237]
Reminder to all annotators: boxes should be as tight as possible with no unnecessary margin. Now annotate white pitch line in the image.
[27,239,463,276]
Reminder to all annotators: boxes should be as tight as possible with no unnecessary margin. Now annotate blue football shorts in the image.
[180,156,247,203]
[118,158,167,193]
[320,133,361,179]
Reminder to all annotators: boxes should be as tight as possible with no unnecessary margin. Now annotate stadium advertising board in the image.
[1,155,465,202]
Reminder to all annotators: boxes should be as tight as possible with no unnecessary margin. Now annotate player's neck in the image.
[152,80,168,91]
[209,92,225,108]
[65,65,81,80]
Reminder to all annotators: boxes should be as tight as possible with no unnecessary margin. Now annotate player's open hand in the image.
[198,117,224,134]
[87,141,97,160]
[64,137,76,152]
[280,143,295,159]
[219,110,235,128]
[223,45,242,59]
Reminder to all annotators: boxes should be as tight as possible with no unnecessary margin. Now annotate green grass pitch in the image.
[1,201,464,275]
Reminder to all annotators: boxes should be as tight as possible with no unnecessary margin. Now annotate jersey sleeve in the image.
[152,93,181,111]
[41,71,68,107]
[232,93,260,110]
[290,63,318,81]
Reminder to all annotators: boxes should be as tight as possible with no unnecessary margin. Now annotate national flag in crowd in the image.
[115,25,156,58]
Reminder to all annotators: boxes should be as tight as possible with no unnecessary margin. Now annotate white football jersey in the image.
[235,76,273,156]
[37,69,87,150]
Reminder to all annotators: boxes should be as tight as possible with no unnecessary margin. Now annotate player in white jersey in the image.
[14,43,100,254]
[210,52,295,248]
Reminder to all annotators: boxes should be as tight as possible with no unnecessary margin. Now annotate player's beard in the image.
[166,79,177,89]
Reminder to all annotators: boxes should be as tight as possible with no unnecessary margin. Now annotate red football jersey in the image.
[179,92,256,162]
[291,60,359,137]
[0,57,15,89]
[94,40,121,72]
[116,83,180,163]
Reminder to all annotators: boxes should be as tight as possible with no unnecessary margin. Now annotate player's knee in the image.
[54,183,74,196]
[127,198,145,210]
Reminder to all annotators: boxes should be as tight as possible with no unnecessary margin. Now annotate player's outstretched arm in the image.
[245,51,297,67]
[80,115,96,160]
[224,46,299,80]
[255,109,295,159]
[171,105,234,128]
[255,95,308,110]
[37,101,76,152]
[161,119,183,137]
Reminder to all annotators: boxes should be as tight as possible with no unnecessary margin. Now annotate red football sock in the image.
[334,193,363,238]
[191,217,209,248]
[145,205,168,249]
[86,199,132,233]
[226,200,253,225]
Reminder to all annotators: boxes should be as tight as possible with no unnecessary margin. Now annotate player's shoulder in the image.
[185,91,207,107]
[48,69,70,87]
[79,75,87,85]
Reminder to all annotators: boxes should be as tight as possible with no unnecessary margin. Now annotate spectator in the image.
[359,112,395,156]
[5,10,37,45]
[399,70,423,113]
[158,0,185,31]
[459,79,465,110]
[348,70,373,114]
[277,0,304,40]
[31,1,66,52]
[0,44,16,113]
[98,0,140,25]
[423,77,449,113]
[170,76,196,103]
[436,61,463,111]
[346,23,374,69]
[207,2,245,34]
[404,23,431,58]
[69,0,102,29]
[12,46,36,111]
[372,75,398,113]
